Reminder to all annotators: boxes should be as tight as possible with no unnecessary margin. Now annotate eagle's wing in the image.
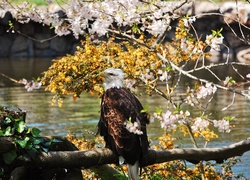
[98,88,149,165]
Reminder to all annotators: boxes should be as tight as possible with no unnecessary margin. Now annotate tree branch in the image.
[10,137,249,168]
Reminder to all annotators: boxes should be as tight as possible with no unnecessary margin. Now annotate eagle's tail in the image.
[127,161,139,180]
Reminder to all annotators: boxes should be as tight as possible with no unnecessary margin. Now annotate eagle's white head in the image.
[102,68,124,90]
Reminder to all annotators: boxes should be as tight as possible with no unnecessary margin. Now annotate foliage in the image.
[42,18,207,106]
[0,107,58,166]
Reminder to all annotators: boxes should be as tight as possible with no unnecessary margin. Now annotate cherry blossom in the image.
[124,121,143,135]
[191,117,209,132]
[197,83,217,99]
[213,119,231,133]
[205,34,224,52]
[1,0,180,37]
[159,110,178,131]
[20,78,42,92]
[158,70,170,81]
[141,69,155,80]
[183,16,196,27]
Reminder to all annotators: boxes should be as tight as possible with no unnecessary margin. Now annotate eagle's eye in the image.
[108,73,115,76]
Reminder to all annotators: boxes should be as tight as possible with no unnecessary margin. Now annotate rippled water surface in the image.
[0,58,250,177]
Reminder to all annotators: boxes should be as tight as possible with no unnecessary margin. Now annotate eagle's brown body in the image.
[98,87,149,165]
[97,68,150,180]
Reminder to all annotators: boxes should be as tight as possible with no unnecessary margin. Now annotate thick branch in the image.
[14,137,250,168]
[148,137,250,165]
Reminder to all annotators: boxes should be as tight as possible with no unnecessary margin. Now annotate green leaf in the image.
[4,117,12,124]
[131,24,141,34]
[174,105,181,114]
[14,116,23,122]
[44,141,52,147]
[2,150,17,164]
[155,106,162,115]
[16,137,30,148]
[4,126,13,136]
[224,116,234,121]
[16,121,26,133]
[41,147,49,153]
[0,130,4,137]
[211,30,216,36]
[141,103,149,113]
[127,117,132,123]
[27,148,38,159]
[31,128,41,137]
[33,138,43,145]
[51,138,62,143]
[165,65,172,71]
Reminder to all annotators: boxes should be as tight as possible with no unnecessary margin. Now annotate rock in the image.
[10,36,28,53]
[236,46,250,63]
[220,2,250,24]
[50,36,68,53]
[34,49,57,57]
[21,23,34,35]
[10,51,29,57]
[34,33,51,49]
[0,35,13,57]
[194,1,220,14]
[0,11,12,25]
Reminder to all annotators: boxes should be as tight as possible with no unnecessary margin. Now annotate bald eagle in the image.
[97,68,150,180]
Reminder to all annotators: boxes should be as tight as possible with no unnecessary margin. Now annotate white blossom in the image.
[141,69,155,80]
[197,83,217,99]
[124,121,143,135]
[20,78,42,92]
[3,0,181,37]
[205,35,224,52]
[160,110,178,131]
[147,19,169,35]
[124,79,136,92]
[183,16,196,27]
[191,117,209,132]
[213,119,231,133]
[158,70,170,81]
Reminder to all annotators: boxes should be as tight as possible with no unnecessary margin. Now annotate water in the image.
[0,58,250,178]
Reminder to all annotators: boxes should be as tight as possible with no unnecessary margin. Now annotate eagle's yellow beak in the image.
[100,71,106,77]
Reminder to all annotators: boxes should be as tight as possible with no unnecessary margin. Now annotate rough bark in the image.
[1,136,250,179]
[8,137,250,167]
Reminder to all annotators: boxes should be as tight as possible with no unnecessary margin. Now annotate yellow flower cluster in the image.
[196,129,219,142]
[42,37,163,104]
[142,132,221,179]
[67,134,105,179]
[42,18,209,105]
[154,132,175,150]
[170,18,209,63]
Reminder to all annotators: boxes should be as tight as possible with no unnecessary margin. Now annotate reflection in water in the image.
[0,58,250,177]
